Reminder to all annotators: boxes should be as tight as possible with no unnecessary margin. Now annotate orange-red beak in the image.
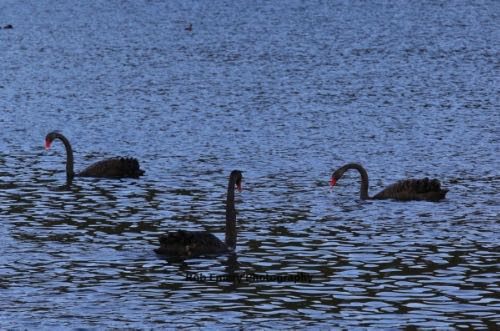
[236,182,243,192]
[329,178,336,187]
[44,140,52,150]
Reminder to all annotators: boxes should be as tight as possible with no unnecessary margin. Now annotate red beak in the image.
[329,178,336,187]
[236,182,243,192]
[44,140,51,150]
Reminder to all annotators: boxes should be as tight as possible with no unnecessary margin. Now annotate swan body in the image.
[154,170,243,258]
[330,163,447,201]
[45,131,144,185]
[155,230,229,257]
[77,157,143,178]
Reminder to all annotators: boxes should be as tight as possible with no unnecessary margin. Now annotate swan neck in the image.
[225,174,237,249]
[55,133,75,184]
[345,163,370,199]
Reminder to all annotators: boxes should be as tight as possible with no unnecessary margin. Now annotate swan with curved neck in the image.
[154,170,243,258]
[45,131,144,186]
[330,163,447,201]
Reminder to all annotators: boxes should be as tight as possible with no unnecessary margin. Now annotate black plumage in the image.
[45,131,144,185]
[78,157,144,178]
[331,163,448,201]
[154,230,229,257]
[154,170,243,259]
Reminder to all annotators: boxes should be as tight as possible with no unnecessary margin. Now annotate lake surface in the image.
[1,0,499,329]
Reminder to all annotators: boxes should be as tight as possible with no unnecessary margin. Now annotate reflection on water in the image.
[1,0,499,329]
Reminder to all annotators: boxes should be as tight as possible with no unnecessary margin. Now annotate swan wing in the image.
[77,157,144,178]
[374,178,447,201]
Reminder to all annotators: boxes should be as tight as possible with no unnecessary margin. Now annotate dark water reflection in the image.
[1,0,499,329]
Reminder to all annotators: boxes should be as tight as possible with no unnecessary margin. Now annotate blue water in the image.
[1,0,499,329]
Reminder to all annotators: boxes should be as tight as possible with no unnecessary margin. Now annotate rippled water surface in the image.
[1,0,499,329]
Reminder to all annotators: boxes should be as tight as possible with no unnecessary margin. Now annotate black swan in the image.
[45,131,144,185]
[330,163,447,201]
[185,23,192,32]
[154,170,243,258]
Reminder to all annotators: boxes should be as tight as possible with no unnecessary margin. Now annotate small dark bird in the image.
[44,131,144,186]
[3,24,13,29]
[185,23,192,32]
[330,163,448,201]
[154,170,243,258]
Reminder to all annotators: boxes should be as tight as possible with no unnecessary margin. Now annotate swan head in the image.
[230,170,243,192]
[330,167,347,187]
[45,131,60,150]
